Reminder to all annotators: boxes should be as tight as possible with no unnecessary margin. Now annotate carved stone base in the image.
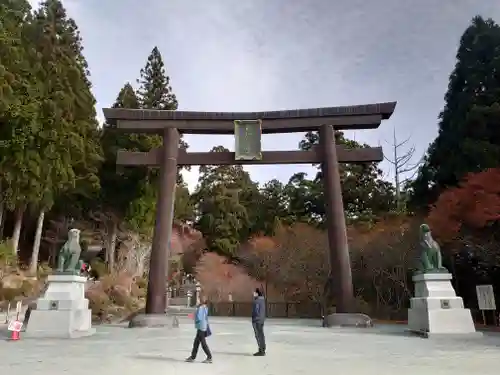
[24,274,95,339]
[408,273,479,337]
[324,313,373,328]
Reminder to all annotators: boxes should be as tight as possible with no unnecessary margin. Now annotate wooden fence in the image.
[209,302,500,326]
[209,301,322,319]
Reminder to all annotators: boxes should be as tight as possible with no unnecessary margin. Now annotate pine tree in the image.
[410,16,500,208]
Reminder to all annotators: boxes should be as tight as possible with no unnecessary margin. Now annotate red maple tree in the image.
[427,168,500,261]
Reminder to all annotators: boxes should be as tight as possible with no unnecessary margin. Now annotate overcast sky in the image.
[29,0,500,191]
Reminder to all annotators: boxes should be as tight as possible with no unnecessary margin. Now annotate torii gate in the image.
[103,102,396,322]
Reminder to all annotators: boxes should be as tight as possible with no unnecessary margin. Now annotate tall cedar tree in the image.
[98,83,153,267]
[0,0,38,245]
[251,179,292,236]
[192,146,259,257]
[26,0,102,271]
[410,16,500,209]
[136,46,188,179]
[128,47,192,233]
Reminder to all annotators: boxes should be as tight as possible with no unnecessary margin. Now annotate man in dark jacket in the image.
[251,288,266,356]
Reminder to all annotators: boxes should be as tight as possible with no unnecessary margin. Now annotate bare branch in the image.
[395,146,415,167]
[383,153,396,165]
[395,135,412,150]
[399,152,425,174]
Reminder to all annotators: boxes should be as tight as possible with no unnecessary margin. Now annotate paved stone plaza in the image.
[1,317,500,374]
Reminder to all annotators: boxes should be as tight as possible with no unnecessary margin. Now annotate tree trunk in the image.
[0,200,4,240]
[29,208,46,276]
[393,129,402,211]
[0,180,4,240]
[107,220,118,272]
[11,206,24,256]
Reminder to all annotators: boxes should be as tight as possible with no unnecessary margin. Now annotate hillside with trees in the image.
[1,2,500,323]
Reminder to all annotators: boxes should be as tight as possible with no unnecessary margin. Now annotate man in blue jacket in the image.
[252,288,266,356]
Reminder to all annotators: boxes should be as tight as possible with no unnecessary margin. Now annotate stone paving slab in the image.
[1,317,500,375]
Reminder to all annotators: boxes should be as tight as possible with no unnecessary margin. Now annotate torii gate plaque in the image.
[103,102,396,327]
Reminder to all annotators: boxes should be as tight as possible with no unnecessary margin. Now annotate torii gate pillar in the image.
[320,124,354,313]
[130,128,179,327]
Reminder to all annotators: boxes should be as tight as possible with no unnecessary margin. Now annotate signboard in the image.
[234,120,262,161]
[476,284,496,310]
[8,320,23,332]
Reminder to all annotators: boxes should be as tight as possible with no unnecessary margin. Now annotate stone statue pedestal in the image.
[408,273,479,338]
[24,274,95,339]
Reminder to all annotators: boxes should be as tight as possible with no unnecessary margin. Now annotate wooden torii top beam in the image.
[102,102,396,135]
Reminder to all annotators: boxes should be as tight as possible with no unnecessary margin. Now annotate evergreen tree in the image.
[297,131,395,224]
[192,146,258,257]
[127,46,192,242]
[137,46,188,160]
[410,16,500,209]
[137,46,178,111]
[97,83,154,268]
[0,0,41,252]
[173,183,195,223]
[24,0,102,271]
[251,179,292,236]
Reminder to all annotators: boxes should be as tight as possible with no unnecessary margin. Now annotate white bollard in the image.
[15,301,22,321]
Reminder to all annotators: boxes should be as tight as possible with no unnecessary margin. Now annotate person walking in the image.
[186,298,213,363]
[252,288,266,356]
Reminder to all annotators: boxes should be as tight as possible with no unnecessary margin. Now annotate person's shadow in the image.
[133,350,253,362]
[214,351,253,357]
[132,354,188,363]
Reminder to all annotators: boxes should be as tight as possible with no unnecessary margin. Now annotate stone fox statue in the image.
[57,228,83,274]
[416,224,447,273]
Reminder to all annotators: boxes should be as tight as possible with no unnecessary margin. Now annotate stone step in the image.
[168,296,191,306]
[166,306,196,316]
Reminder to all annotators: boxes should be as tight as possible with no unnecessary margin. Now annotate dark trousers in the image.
[191,329,212,359]
[252,322,266,352]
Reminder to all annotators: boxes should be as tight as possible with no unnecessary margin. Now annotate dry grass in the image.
[85,271,147,323]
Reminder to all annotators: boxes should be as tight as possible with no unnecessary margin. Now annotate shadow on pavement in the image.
[214,351,253,357]
[0,326,11,339]
[133,354,188,363]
